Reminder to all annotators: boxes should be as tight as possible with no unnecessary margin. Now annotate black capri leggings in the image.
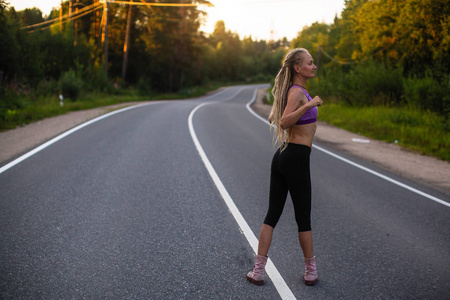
[263,143,312,232]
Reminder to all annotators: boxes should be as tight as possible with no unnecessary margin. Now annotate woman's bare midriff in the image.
[286,122,317,148]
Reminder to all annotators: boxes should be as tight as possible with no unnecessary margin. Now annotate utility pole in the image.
[60,0,63,31]
[102,0,109,76]
[103,0,212,80]
[95,0,100,42]
[74,0,79,45]
[69,0,73,27]
[122,0,133,81]
[98,0,103,46]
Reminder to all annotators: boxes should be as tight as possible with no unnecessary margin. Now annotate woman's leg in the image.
[283,144,313,257]
[258,224,274,257]
[282,144,318,285]
[298,231,314,258]
[263,148,289,232]
[247,223,274,285]
[247,149,287,285]
[301,231,318,285]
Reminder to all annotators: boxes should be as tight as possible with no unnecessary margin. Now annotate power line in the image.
[319,44,390,65]
[27,4,104,33]
[105,0,212,7]
[319,47,355,65]
[22,0,214,79]
[22,2,103,30]
[22,0,212,31]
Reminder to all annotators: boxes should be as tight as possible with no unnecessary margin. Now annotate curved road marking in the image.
[0,87,233,175]
[0,102,159,174]
[1,86,294,298]
[245,89,450,208]
[188,87,296,300]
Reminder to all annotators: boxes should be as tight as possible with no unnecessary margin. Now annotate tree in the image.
[0,1,18,82]
[17,7,44,26]
[393,0,450,76]
[138,0,211,91]
[291,22,330,61]
[208,20,243,81]
[336,0,449,76]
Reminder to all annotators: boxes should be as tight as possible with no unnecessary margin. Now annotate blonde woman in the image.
[247,48,323,286]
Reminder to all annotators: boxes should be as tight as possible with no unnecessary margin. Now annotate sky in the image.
[8,0,346,41]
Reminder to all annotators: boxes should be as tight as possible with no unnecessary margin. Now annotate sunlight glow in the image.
[8,0,345,41]
[202,0,345,40]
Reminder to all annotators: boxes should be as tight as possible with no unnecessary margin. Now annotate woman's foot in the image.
[304,256,318,285]
[246,255,268,285]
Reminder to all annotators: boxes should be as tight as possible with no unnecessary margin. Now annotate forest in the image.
[0,0,449,159]
[0,0,286,94]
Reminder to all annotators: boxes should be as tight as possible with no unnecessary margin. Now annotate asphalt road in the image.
[1,85,449,299]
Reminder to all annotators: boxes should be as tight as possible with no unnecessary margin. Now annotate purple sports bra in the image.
[288,84,318,125]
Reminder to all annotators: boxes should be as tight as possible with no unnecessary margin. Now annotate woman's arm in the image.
[280,89,322,130]
[280,89,309,130]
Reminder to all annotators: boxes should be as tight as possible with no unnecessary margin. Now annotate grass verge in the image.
[4,84,448,161]
[0,83,226,131]
[264,88,449,161]
[319,102,449,161]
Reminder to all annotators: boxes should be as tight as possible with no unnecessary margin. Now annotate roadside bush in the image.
[340,60,403,106]
[307,67,346,99]
[137,77,153,96]
[36,79,58,96]
[403,74,449,114]
[87,68,110,92]
[251,73,273,83]
[59,69,83,101]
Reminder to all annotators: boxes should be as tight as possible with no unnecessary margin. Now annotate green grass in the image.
[264,87,449,160]
[1,91,147,131]
[0,83,226,131]
[4,84,448,161]
[318,102,449,161]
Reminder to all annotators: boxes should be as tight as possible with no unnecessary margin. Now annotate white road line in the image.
[188,87,296,300]
[245,90,450,208]
[311,144,450,207]
[0,102,159,175]
[0,87,237,175]
[245,85,271,124]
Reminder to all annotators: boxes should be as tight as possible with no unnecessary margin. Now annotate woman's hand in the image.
[280,92,322,130]
[309,96,323,107]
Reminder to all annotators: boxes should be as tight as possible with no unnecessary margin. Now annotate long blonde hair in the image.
[269,48,310,150]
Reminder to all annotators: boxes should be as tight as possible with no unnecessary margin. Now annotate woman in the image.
[247,48,323,286]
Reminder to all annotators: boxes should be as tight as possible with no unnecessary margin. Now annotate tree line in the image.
[0,0,448,118]
[0,0,285,98]
[295,0,449,116]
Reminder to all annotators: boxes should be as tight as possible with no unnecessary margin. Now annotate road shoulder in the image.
[0,102,149,166]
